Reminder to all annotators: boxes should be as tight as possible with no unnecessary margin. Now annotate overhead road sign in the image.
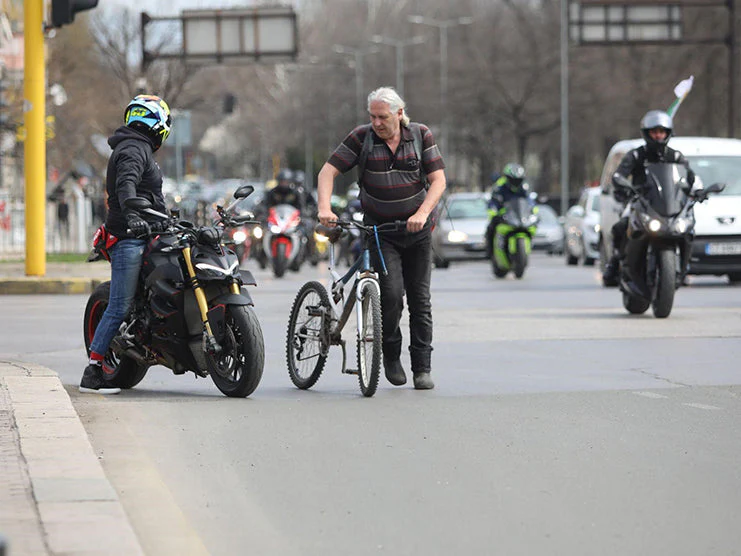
[141,6,298,72]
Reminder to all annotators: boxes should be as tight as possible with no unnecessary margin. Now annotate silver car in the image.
[431,192,489,268]
[532,203,565,255]
[564,187,601,266]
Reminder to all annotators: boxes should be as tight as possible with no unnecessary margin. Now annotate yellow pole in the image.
[24,0,46,276]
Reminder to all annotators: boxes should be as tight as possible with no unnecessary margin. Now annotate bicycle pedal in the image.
[343,368,359,376]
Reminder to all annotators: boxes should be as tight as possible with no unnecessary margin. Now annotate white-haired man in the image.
[317,86,446,390]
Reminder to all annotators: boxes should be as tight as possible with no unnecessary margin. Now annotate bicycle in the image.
[285,219,406,397]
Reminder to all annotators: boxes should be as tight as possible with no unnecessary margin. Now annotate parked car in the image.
[598,137,741,283]
[431,192,489,268]
[531,203,564,255]
[564,187,601,266]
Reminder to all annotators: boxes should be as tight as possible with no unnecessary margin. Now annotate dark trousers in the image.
[371,230,433,374]
[611,216,629,256]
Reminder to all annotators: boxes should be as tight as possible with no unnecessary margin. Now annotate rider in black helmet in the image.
[602,110,696,283]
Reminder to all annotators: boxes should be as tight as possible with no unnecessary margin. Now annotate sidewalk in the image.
[0,360,143,555]
[0,261,111,295]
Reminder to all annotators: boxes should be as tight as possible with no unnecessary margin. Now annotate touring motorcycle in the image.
[491,197,539,279]
[611,164,724,318]
[83,185,265,397]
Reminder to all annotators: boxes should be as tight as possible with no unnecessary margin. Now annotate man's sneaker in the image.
[413,372,435,390]
[384,358,407,386]
[79,364,121,395]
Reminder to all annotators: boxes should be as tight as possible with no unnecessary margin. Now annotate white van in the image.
[598,137,741,283]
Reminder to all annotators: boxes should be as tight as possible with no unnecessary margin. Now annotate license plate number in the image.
[705,242,741,255]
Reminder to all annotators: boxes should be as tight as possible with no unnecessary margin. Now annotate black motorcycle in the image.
[612,164,724,318]
[83,185,265,397]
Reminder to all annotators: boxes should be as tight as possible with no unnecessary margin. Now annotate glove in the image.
[687,170,696,186]
[149,220,169,233]
[125,212,150,238]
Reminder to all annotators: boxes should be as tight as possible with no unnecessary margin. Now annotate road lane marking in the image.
[633,391,669,399]
[683,403,722,411]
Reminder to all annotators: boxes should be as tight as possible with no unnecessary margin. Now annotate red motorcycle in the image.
[264,204,305,278]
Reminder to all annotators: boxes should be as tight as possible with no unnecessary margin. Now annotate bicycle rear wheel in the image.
[286,281,330,389]
[356,280,382,397]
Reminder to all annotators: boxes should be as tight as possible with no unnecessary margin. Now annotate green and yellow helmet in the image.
[502,162,525,189]
[124,94,172,150]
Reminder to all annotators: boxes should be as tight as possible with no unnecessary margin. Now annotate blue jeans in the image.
[89,239,146,357]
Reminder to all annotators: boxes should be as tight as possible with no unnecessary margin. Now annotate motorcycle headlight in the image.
[253,226,263,239]
[527,214,538,226]
[447,230,468,243]
[672,217,691,234]
[314,232,329,243]
[648,219,662,232]
[270,224,282,234]
[352,212,364,222]
[232,230,247,244]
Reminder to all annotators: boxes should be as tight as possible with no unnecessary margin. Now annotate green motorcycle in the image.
[489,198,539,279]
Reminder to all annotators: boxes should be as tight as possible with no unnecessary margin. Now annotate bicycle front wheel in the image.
[286,281,330,389]
[356,280,382,397]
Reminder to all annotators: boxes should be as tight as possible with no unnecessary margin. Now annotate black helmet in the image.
[640,110,673,153]
[502,162,525,190]
[276,169,294,183]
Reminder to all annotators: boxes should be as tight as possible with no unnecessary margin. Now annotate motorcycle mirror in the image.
[124,197,153,211]
[705,182,726,195]
[234,185,255,199]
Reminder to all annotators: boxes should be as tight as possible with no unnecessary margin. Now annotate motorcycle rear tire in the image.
[652,249,676,319]
[209,305,265,398]
[83,281,149,389]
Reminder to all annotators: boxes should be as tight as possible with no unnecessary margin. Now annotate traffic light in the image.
[50,0,99,28]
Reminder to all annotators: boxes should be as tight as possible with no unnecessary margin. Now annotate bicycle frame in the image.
[324,232,381,346]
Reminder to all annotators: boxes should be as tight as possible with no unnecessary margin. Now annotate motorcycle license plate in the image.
[705,242,741,255]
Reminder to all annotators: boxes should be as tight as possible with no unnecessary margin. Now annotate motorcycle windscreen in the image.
[643,163,688,217]
[504,197,533,226]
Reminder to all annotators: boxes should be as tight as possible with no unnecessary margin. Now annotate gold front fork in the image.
[182,246,216,337]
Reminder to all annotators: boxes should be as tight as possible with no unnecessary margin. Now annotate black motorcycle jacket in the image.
[105,126,166,238]
[612,145,695,202]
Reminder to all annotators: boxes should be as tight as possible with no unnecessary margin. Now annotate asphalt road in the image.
[2,253,740,555]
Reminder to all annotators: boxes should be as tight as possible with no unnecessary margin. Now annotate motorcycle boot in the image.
[603,253,621,283]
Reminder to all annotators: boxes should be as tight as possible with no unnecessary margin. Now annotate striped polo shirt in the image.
[328,123,445,222]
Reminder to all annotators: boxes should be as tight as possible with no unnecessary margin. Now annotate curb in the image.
[0,279,103,295]
[0,361,144,555]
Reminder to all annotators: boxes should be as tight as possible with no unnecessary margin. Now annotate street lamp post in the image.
[333,44,381,124]
[370,35,426,98]
[408,15,473,156]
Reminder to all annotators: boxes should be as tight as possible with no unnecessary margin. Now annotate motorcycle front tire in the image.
[652,249,676,319]
[513,237,528,279]
[209,305,265,398]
